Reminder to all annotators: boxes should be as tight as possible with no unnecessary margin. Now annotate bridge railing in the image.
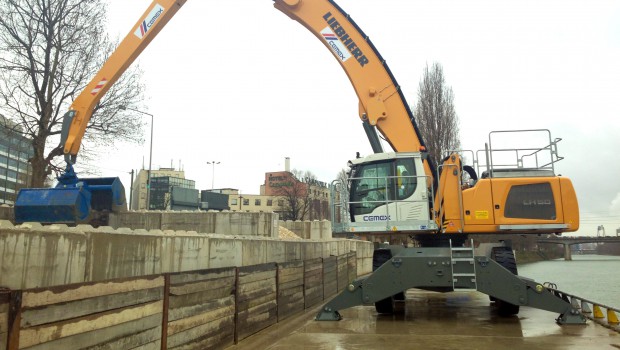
[544,282,620,332]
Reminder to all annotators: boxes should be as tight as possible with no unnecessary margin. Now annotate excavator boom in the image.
[63,0,187,160]
[274,0,435,180]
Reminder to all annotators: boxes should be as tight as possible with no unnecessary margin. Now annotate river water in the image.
[518,254,620,308]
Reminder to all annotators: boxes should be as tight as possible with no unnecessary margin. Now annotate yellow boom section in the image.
[274,0,434,180]
[63,0,187,160]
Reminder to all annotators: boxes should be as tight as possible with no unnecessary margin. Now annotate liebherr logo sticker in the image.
[320,27,351,63]
[134,4,165,39]
[322,12,369,67]
[90,78,107,96]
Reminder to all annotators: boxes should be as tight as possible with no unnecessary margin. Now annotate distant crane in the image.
[597,225,606,237]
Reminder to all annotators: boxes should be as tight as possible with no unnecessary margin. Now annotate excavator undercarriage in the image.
[316,241,586,325]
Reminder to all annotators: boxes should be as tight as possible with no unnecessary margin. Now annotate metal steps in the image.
[450,239,477,291]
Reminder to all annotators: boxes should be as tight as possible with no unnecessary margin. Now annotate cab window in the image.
[395,158,417,200]
[350,161,390,215]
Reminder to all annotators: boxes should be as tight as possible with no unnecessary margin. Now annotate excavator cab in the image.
[333,152,438,234]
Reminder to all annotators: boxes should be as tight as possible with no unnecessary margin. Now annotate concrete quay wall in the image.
[0,207,333,241]
[0,220,373,291]
[109,211,278,238]
[280,219,332,240]
[0,221,373,350]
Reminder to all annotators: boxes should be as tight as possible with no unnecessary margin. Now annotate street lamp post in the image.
[120,106,153,210]
[207,161,220,190]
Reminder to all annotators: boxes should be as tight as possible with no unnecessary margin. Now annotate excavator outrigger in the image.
[15,0,585,324]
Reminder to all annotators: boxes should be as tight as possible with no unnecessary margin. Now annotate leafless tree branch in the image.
[0,0,145,187]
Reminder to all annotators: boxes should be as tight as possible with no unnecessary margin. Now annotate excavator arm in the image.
[274,0,435,180]
[15,0,187,224]
[62,0,187,163]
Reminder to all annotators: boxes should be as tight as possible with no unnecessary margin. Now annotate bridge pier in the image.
[564,244,572,261]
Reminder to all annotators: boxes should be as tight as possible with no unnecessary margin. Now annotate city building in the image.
[150,176,197,210]
[0,117,33,205]
[225,188,285,213]
[261,170,330,220]
[128,159,331,219]
[130,168,186,210]
[219,158,331,220]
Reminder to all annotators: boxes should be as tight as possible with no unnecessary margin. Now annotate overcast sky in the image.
[94,0,620,236]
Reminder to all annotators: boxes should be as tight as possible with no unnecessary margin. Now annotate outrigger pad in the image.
[556,310,587,325]
[316,307,342,321]
[15,186,92,224]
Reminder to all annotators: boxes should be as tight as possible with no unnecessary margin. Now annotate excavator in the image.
[14,0,585,324]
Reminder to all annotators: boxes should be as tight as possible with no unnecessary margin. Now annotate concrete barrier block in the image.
[328,241,339,257]
[209,236,242,268]
[354,241,374,258]
[109,211,162,230]
[0,220,14,228]
[229,212,257,236]
[293,221,305,239]
[344,240,353,253]
[161,235,209,273]
[17,222,43,229]
[74,224,98,233]
[359,257,372,276]
[47,224,69,230]
[320,220,332,239]
[306,221,317,240]
[302,242,320,260]
[271,213,279,238]
[241,237,267,266]
[161,212,213,233]
[321,241,332,258]
[214,211,231,235]
[336,240,348,256]
[284,241,302,262]
[266,240,286,263]
[86,231,163,282]
[0,229,87,289]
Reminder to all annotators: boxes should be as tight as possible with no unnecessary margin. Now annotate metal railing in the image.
[446,130,565,180]
[484,129,563,176]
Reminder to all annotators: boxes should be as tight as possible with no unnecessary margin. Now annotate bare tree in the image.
[0,0,145,187]
[414,62,460,167]
[274,169,314,221]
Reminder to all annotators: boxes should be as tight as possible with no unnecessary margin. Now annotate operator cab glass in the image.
[349,157,417,219]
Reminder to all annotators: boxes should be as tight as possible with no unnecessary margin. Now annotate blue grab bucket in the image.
[14,173,126,224]
[14,185,92,224]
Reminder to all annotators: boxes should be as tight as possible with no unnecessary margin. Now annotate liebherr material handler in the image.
[15,0,585,324]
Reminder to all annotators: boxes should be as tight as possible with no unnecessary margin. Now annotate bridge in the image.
[537,236,620,260]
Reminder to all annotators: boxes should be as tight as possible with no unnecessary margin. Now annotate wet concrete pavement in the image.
[229,290,620,350]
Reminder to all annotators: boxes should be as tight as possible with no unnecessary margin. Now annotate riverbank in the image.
[516,250,564,265]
